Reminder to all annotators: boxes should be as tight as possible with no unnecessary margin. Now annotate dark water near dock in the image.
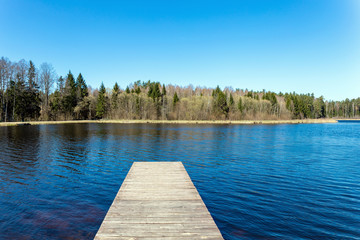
[0,123,359,239]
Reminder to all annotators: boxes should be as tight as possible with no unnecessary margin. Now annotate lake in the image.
[0,123,359,239]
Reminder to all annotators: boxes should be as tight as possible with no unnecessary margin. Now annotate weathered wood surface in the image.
[95,162,223,240]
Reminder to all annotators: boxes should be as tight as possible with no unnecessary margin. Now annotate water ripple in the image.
[0,123,359,239]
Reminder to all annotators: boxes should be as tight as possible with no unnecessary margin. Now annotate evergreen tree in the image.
[25,60,41,120]
[14,73,27,121]
[6,79,16,121]
[161,84,167,119]
[229,93,234,106]
[76,73,88,101]
[75,73,89,119]
[148,82,161,101]
[173,92,179,106]
[113,82,119,93]
[50,90,62,119]
[96,82,107,118]
[147,82,161,118]
[212,86,229,118]
[63,71,77,118]
[238,97,243,113]
[28,60,36,90]
[314,96,326,118]
[111,82,120,109]
[162,84,166,96]
[49,76,65,119]
[135,86,141,94]
[125,86,130,94]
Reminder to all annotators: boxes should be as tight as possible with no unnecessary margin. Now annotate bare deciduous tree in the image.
[40,62,56,117]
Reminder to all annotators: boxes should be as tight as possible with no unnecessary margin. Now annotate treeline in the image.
[0,57,359,122]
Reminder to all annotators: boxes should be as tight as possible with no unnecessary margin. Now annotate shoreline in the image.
[0,119,338,127]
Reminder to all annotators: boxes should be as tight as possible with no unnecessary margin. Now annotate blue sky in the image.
[1,0,359,100]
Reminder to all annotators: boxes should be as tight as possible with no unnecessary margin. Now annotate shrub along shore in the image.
[0,119,338,127]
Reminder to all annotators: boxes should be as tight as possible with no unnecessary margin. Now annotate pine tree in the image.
[229,93,234,106]
[50,90,62,119]
[111,82,120,109]
[147,82,161,118]
[76,73,88,102]
[25,60,41,120]
[6,79,16,121]
[113,82,119,93]
[162,84,166,96]
[135,86,141,94]
[63,71,77,118]
[212,86,229,118]
[14,73,27,121]
[96,82,107,118]
[173,92,179,106]
[75,73,89,119]
[238,97,244,113]
[148,82,161,101]
[28,60,36,90]
[161,84,167,119]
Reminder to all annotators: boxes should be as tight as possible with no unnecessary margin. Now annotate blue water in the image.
[0,123,359,239]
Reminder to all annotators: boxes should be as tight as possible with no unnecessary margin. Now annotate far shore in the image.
[0,119,340,127]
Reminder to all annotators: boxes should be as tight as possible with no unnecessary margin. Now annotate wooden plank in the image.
[95,162,223,240]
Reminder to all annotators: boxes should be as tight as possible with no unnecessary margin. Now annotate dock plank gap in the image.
[95,161,223,239]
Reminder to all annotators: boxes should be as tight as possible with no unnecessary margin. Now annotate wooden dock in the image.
[95,162,223,239]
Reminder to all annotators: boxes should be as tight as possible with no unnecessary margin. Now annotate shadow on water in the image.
[0,126,40,184]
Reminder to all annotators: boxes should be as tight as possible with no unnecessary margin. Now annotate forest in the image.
[1,57,359,122]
